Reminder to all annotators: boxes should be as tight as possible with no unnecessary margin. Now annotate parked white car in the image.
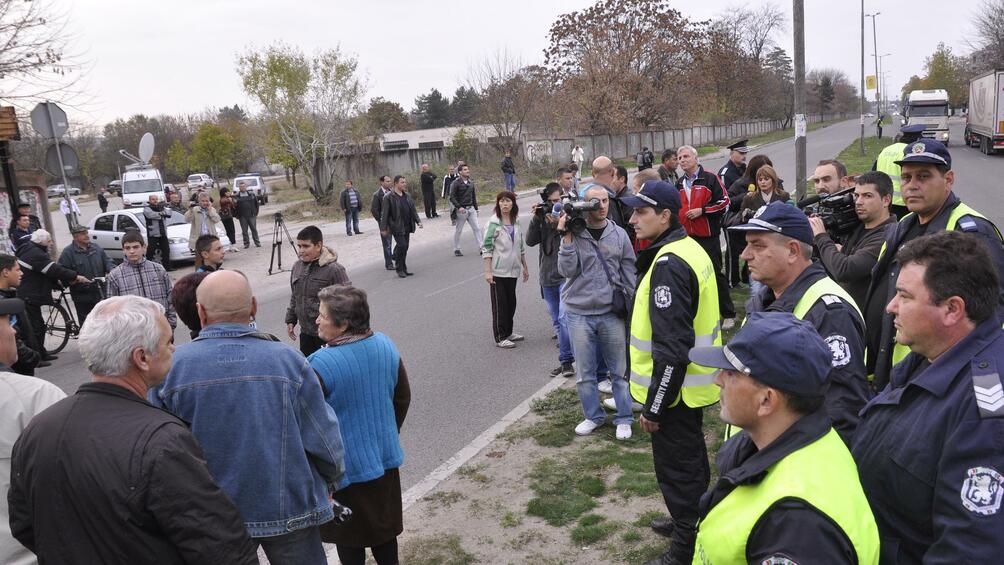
[232,174,269,204]
[187,173,214,190]
[86,208,230,265]
[46,184,81,198]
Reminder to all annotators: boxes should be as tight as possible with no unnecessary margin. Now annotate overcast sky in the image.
[61,0,984,128]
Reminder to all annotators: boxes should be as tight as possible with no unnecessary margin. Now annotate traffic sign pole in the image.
[43,102,76,227]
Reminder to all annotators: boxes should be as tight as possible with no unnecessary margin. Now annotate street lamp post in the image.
[873,53,892,115]
[859,0,865,155]
[866,12,881,113]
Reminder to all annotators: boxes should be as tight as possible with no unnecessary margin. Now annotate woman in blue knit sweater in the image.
[307,285,411,565]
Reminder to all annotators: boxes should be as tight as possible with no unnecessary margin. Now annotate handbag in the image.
[585,236,631,319]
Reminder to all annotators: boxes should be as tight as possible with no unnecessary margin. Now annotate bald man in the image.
[150,270,345,562]
[590,155,633,242]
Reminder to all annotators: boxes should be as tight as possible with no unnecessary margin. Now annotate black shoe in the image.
[43,353,58,361]
[650,517,675,538]
[549,365,563,377]
[36,360,52,368]
[405,271,414,276]
[355,231,363,234]
[347,232,354,236]
[454,250,463,257]
[560,362,575,378]
[397,271,408,278]
[254,243,261,248]
[244,244,250,249]
[385,265,396,271]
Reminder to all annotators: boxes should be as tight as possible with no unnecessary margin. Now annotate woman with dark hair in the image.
[726,154,779,286]
[482,191,529,349]
[307,285,410,565]
[170,271,211,339]
[218,188,237,248]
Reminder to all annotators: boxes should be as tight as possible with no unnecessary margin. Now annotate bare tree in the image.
[971,0,1004,71]
[0,0,86,110]
[467,50,543,153]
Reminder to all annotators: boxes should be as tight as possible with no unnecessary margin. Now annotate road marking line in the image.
[424,272,483,298]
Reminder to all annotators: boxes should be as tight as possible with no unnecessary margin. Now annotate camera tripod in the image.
[268,212,298,275]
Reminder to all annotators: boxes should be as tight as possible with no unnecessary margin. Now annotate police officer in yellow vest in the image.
[689,312,880,565]
[864,138,1004,390]
[732,202,870,444]
[622,181,721,565]
[872,123,926,219]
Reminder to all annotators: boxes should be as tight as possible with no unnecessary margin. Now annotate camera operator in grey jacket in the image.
[527,183,574,378]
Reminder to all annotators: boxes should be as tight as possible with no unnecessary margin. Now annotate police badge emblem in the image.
[912,142,926,154]
[961,466,1004,515]
[653,285,672,309]
[824,335,852,368]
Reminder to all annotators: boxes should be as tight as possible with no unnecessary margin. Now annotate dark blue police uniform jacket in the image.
[852,316,1004,564]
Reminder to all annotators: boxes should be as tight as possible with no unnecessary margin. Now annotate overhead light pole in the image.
[865,12,881,113]
[793,0,806,200]
[859,0,865,155]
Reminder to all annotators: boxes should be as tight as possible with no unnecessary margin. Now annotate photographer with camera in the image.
[528,183,574,378]
[557,186,636,440]
[809,171,896,311]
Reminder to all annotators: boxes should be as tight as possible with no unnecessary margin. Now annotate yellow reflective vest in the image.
[629,236,720,409]
[693,429,880,565]
[875,142,906,207]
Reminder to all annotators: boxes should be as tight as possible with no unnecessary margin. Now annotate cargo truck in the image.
[965,69,1004,155]
[904,89,951,144]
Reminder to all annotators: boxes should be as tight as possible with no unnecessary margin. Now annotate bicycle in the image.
[41,277,106,354]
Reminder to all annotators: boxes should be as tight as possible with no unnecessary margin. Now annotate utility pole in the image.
[866,12,880,114]
[859,0,865,156]
[793,0,806,199]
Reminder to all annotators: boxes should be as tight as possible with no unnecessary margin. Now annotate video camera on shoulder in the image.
[562,198,601,234]
[797,187,859,241]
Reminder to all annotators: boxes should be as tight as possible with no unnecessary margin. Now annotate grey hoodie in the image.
[557,221,636,315]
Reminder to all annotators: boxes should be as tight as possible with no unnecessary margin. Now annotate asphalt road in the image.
[32,117,1004,492]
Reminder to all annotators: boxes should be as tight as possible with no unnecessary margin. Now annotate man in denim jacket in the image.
[150,270,344,565]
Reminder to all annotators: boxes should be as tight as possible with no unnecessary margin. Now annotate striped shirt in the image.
[106,258,176,328]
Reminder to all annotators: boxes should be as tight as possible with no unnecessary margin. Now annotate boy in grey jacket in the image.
[556,185,637,441]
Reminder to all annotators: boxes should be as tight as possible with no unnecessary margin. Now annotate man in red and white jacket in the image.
[675,145,736,327]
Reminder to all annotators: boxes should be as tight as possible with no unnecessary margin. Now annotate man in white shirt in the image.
[58,197,81,230]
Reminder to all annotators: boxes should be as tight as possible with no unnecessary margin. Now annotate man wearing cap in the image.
[734,202,870,443]
[0,296,66,565]
[621,180,721,564]
[675,145,735,328]
[718,140,748,195]
[873,123,926,218]
[58,225,115,326]
[864,138,1004,390]
[690,312,879,564]
[853,231,1004,562]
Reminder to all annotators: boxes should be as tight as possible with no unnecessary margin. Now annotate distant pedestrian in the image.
[419,164,438,219]
[371,176,395,270]
[636,146,654,170]
[482,191,528,348]
[105,230,176,331]
[339,180,364,235]
[185,192,221,250]
[58,196,81,230]
[57,225,114,326]
[571,144,584,177]
[97,188,109,213]
[442,166,458,226]
[166,191,185,213]
[142,194,174,270]
[234,181,261,248]
[449,165,482,256]
[657,149,679,184]
[151,271,345,565]
[501,151,517,191]
[380,176,423,278]
[309,285,411,565]
[8,295,259,565]
[876,113,884,138]
[718,139,749,194]
[218,187,238,246]
[286,225,351,356]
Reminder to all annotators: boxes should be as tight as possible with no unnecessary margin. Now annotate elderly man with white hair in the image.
[7,296,258,565]
[14,229,88,361]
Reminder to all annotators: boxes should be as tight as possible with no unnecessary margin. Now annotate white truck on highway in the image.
[965,69,1004,155]
[904,89,951,144]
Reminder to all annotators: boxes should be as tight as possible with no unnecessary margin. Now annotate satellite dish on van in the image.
[138,133,155,163]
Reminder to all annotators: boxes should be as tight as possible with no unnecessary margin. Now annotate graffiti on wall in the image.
[525,140,553,163]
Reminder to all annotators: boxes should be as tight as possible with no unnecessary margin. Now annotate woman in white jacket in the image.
[482,191,529,348]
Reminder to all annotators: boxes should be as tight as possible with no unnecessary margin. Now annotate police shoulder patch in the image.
[972,369,1004,418]
[824,335,852,368]
[820,294,842,306]
[653,285,672,309]
[760,556,799,565]
[961,466,1004,516]
[957,216,979,233]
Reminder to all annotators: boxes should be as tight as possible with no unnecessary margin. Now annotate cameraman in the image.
[809,171,896,311]
[557,186,637,440]
[527,183,574,378]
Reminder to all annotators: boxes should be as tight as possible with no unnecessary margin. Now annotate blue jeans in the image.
[255,526,327,565]
[565,311,633,426]
[504,172,516,190]
[344,208,360,234]
[380,233,393,268]
[542,285,573,364]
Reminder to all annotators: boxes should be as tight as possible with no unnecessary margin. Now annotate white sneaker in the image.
[603,397,644,412]
[597,380,613,395]
[616,424,633,440]
[497,339,516,349]
[574,419,601,436]
[722,318,736,331]
[507,333,525,342]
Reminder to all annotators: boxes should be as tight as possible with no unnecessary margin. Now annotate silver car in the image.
[87,208,230,265]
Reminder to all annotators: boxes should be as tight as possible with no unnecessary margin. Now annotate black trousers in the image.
[726,231,747,286]
[24,300,48,355]
[694,235,736,319]
[422,188,437,219]
[489,277,517,342]
[336,539,398,565]
[146,235,172,269]
[652,401,709,562]
[299,333,325,357]
[392,232,410,273]
[221,216,236,245]
[239,215,260,246]
[74,300,98,328]
[381,233,394,268]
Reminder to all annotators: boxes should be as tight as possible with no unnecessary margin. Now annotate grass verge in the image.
[747,118,846,148]
[399,534,477,565]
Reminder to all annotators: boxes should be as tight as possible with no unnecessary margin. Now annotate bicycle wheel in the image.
[41,303,71,354]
